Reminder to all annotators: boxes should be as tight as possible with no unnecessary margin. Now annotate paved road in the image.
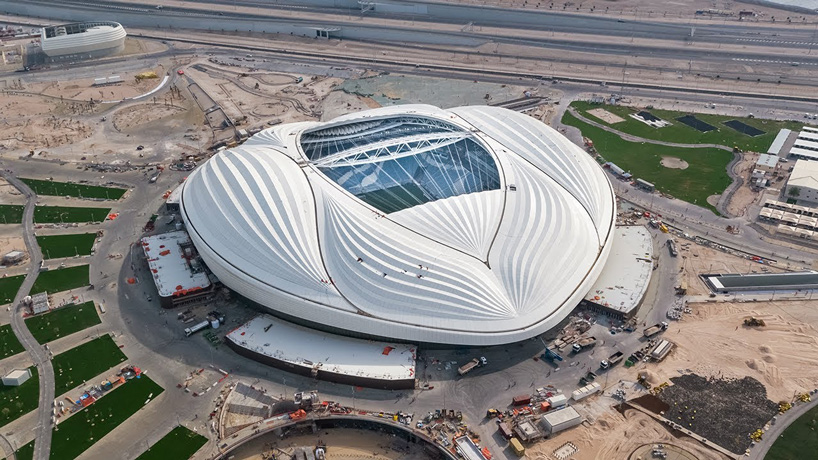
[748,397,818,460]
[1,172,54,460]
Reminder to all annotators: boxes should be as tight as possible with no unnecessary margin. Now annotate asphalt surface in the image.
[748,397,818,460]
[10,0,818,75]
[0,172,54,460]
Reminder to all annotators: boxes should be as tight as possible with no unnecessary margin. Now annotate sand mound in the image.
[759,345,772,353]
[661,156,689,169]
[639,370,661,385]
[762,354,776,363]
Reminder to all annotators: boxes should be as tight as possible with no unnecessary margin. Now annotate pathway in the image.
[1,171,54,460]
[748,397,818,460]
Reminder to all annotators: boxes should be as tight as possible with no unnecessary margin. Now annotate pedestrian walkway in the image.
[1,171,55,460]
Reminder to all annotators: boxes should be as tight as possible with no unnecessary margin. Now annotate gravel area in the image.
[657,374,778,454]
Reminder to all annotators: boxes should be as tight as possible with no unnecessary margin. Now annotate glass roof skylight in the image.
[300,116,500,213]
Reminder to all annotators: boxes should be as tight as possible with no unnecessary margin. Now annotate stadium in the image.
[180,104,616,346]
[40,21,126,59]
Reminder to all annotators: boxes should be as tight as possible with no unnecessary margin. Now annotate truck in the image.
[643,322,669,338]
[509,438,525,457]
[600,351,624,369]
[457,357,487,375]
[571,336,597,352]
[512,394,532,406]
[667,239,678,257]
[184,320,210,337]
[497,421,513,440]
[541,347,563,362]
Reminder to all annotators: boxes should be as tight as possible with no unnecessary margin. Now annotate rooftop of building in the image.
[141,231,211,298]
[226,315,416,381]
[583,225,653,314]
[789,160,818,190]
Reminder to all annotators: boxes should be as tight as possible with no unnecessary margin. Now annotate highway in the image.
[0,172,54,460]
[44,0,818,47]
[11,0,818,65]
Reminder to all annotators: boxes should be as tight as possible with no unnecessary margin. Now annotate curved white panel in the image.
[181,104,616,345]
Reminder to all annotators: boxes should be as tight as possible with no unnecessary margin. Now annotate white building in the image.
[787,160,818,204]
[2,368,32,386]
[541,406,582,434]
[40,22,126,59]
[181,104,617,346]
[789,126,818,161]
[756,153,778,172]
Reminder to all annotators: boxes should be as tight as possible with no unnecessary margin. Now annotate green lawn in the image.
[0,367,38,429]
[21,178,126,200]
[51,375,164,460]
[33,206,110,224]
[571,101,803,153]
[13,440,34,460]
[0,274,25,304]
[0,204,24,224]
[37,233,97,259]
[766,404,818,460]
[562,111,732,211]
[0,323,24,359]
[31,265,90,295]
[25,301,101,344]
[135,425,208,460]
[52,334,127,395]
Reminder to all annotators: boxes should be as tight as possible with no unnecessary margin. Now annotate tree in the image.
[789,186,802,198]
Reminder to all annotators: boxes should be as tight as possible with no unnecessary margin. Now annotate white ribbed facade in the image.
[180,105,616,346]
[40,22,126,57]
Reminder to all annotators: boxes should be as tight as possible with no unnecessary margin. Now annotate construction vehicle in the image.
[289,409,307,420]
[637,371,652,390]
[600,351,624,369]
[509,438,525,457]
[184,320,210,337]
[457,357,487,375]
[667,239,678,257]
[497,421,513,439]
[643,322,669,338]
[744,317,766,327]
[571,336,597,352]
[659,223,669,233]
[541,347,563,362]
[486,408,501,419]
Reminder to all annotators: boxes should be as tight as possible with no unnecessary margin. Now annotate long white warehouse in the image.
[180,104,616,346]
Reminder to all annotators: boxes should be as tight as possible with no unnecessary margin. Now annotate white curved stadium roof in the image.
[181,105,616,345]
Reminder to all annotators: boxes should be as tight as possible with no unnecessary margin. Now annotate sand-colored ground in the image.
[112,103,187,132]
[0,225,25,261]
[228,428,426,460]
[725,152,766,217]
[0,94,94,151]
[587,107,625,124]
[528,298,818,460]
[642,300,818,403]
[0,177,25,204]
[185,62,344,131]
[37,67,164,102]
[526,406,726,460]
[661,156,690,170]
[679,240,786,296]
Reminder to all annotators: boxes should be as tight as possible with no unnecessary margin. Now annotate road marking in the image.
[737,38,818,46]
[732,57,818,65]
